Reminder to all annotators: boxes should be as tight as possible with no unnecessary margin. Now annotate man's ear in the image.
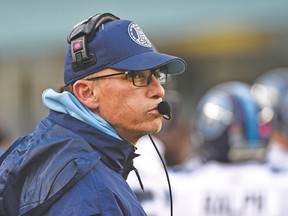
[73,80,99,109]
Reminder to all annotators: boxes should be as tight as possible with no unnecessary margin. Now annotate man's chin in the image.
[148,122,162,134]
[138,118,163,135]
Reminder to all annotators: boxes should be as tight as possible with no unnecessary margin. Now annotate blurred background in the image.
[1,0,288,140]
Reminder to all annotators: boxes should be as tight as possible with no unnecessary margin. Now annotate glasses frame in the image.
[85,67,167,87]
[86,71,127,81]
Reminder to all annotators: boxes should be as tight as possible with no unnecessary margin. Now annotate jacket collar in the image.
[48,111,137,175]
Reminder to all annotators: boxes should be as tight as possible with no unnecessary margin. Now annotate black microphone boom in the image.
[157,101,172,120]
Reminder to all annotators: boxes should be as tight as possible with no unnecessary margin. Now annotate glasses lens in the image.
[130,67,167,87]
[132,70,151,87]
[154,67,167,84]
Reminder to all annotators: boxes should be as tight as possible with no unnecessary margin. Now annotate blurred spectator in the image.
[170,81,288,216]
[251,68,288,172]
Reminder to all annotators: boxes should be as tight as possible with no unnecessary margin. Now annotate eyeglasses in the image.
[85,67,167,87]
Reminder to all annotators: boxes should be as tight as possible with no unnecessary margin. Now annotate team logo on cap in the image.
[128,22,152,48]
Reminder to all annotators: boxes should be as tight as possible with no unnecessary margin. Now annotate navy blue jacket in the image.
[0,111,146,215]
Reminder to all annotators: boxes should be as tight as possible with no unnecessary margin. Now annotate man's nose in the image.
[147,75,165,98]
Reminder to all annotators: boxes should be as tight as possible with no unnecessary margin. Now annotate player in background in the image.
[171,81,288,216]
[194,81,271,163]
[251,68,288,172]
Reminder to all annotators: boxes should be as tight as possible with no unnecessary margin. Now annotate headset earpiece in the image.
[67,13,120,72]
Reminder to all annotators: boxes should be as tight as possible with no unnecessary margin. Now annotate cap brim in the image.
[109,51,187,74]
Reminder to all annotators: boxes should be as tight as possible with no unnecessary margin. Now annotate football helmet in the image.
[195,81,271,162]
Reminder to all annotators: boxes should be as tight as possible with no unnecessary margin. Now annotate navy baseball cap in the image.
[64,19,187,85]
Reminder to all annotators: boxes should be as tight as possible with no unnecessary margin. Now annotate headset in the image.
[67,13,119,72]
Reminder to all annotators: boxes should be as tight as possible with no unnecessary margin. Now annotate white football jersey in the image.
[170,161,288,216]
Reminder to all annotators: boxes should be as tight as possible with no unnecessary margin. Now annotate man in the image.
[0,13,186,216]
